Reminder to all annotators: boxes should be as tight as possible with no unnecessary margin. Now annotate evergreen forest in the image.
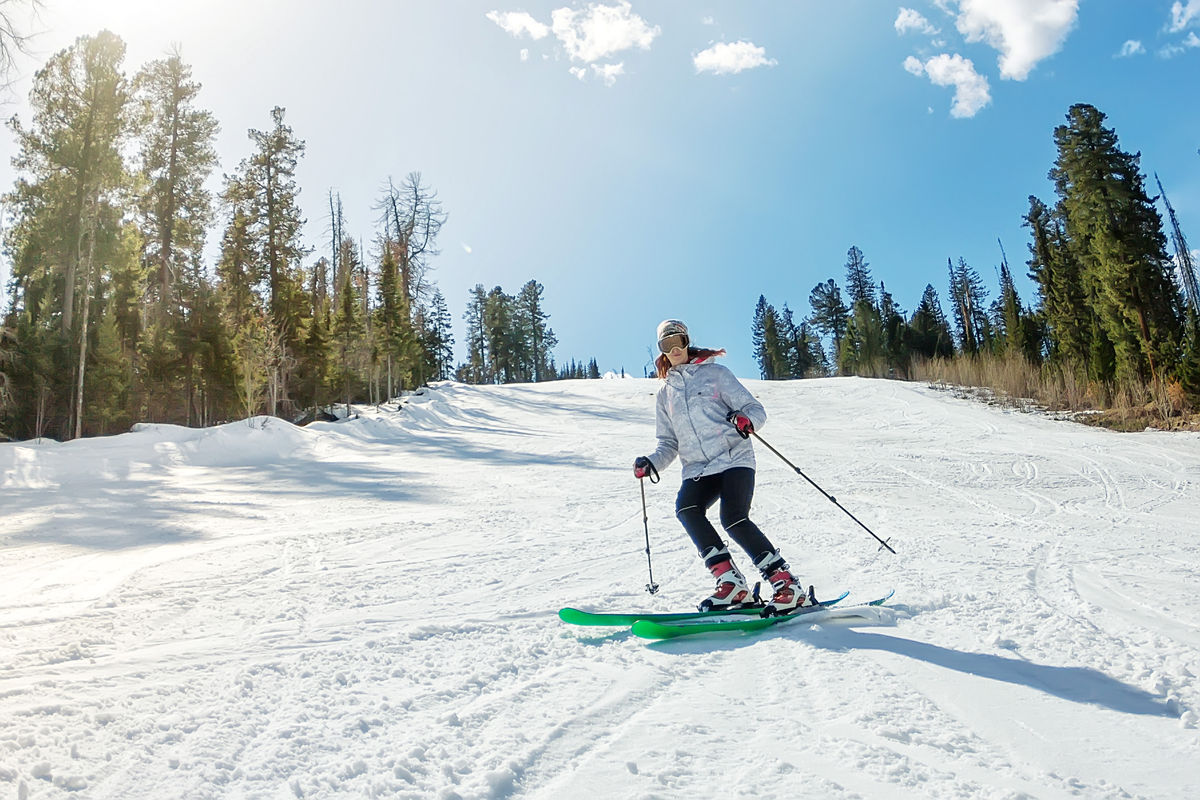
[2,34,1198,441]
[752,104,1200,426]
[0,33,598,441]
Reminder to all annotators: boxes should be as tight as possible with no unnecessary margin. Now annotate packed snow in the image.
[1,377,1198,799]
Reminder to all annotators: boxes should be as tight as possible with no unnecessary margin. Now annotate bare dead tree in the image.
[0,0,39,91]
[1156,173,1199,328]
[376,172,446,311]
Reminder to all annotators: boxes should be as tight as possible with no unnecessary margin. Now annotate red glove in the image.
[728,412,754,439]
[634,456,654,479]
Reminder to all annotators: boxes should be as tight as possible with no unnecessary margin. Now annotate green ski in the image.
[630,590,894,640]
[559,605,766,627]
[559,591,851,627]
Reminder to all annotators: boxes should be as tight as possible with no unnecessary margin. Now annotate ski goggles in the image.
[657,333,689,354]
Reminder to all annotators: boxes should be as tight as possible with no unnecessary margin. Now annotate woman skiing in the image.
[633,319,809,616]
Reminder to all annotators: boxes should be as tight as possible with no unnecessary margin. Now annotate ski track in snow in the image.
[2,377,1199,798]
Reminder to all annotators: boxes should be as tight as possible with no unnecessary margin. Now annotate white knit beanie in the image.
[656,319,689,341]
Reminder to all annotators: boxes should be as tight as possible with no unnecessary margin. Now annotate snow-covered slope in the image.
[2,377,1198,799]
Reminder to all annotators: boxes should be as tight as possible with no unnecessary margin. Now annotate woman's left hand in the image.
[726,411,754,439]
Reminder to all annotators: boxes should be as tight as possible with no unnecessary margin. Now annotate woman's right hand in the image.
[633,456,653,479]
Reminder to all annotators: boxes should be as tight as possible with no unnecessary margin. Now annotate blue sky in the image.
[1,0,1198,379]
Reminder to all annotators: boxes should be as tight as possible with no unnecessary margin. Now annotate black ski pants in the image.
[675,467,777,572]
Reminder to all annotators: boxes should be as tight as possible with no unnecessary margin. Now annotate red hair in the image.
[655,347,727,379]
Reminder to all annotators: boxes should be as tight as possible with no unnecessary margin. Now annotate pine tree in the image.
[332,246,365,413]
[237,107,310,413]
[752,296,774,379]
[1025,195,1093,372]
[751,297,791,379]
[879,282,910,378]
[948,257,990,356]
[462,284,489,384]
[909,284,955,360]
[995,253,1024,358]
[425,289,455,381]
[216,177,261,329]
[5,31,131,438]
[515,280,557,382]
[779,304,818,378]
[840,299,885,377]
[133,49,220,424]
[844,246,877,309]
[376,238,420,396]
[133,49,218,319]
[484,287,515,383]
[808,279,849,372]
[1050,103,1184,386]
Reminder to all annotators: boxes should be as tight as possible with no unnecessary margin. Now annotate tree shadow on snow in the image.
[4,459,434,550]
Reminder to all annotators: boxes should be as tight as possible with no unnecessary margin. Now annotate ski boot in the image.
[754,550,814,617]
[697,558,751,612]
[761,569,814,617]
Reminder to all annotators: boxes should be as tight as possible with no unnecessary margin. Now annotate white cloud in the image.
[486,10,550,40]
[462,243,473,254]
[701,16,715,26]
[569,66,587,80]
[1160,30,1200,57]
[908,53,992,118]
[953,0,1079,80]
[1170,1,1200,32]
[592,62,625,86]
[551,1,660,63]
[896,8,939,35]
[693,40,777,75]
[519,48,530,61]
[1116,40,1144,58]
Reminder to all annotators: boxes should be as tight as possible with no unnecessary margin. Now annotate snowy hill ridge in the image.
[1,377,1199,799]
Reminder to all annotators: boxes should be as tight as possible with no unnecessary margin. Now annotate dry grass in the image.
[908,354,1200,432]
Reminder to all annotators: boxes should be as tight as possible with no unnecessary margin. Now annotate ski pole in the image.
[750,430,896,554]
[638,463,661,594]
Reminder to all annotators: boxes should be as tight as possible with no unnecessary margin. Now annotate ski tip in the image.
[867,589,896,606]
[817,589,851,606]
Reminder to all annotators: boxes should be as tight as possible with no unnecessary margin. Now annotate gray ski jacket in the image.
[647,359,766,480]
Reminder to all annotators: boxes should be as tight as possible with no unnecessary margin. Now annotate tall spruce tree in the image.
[4,31,132,438]
[840,299,885,377]
[879,282,910,377]
[133,50,218,320]
[484,287,516,383]
[1050,103,1184,385]
[947,257,990,356]
[909,284,955,359]
[1025,195,1095,372]
[752,296,790,379]
[332,242,365,413]
[844,246,877,309]
[133,49,220,424]
[808,279,849,372]
[424,289,455,382]
[515,280,556,382]
[462,284,488,384]
[238,106,309,414]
